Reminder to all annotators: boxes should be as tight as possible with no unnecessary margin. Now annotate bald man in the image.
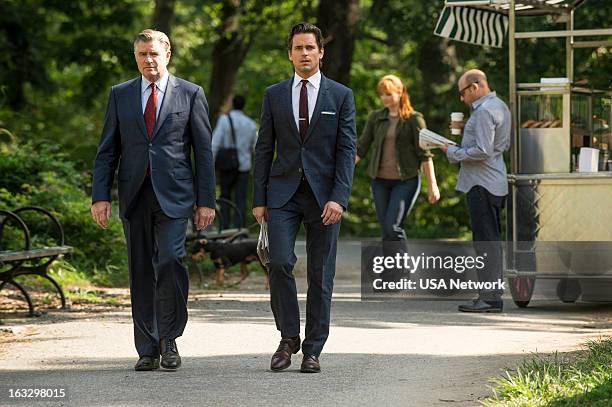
[440,69,510,313]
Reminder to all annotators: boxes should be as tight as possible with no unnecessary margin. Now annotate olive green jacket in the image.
[357,108,432,180]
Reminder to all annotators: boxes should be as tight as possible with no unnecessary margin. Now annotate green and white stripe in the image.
[434,6,508,48]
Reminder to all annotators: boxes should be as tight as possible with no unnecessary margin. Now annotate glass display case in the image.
[571,88,612,171]
[517,84,571,174]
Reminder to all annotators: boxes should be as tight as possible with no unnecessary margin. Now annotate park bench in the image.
[0,206,73,316]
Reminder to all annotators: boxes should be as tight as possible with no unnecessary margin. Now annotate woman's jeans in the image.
[371,176,420,241]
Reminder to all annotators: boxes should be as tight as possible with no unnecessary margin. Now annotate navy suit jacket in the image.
[253,74,357,210]
[92,75,216,219]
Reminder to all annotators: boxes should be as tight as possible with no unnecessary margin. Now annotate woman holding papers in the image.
[355,74,439,241]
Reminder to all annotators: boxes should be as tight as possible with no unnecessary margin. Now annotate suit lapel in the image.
[130,77,149,140]
[304,74,329,143]
[284,79,301,141]
[151,75,178,140]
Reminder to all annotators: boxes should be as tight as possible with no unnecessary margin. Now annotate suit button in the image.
[301,147,305,151]
[148,143,152,147]
[298,168,302,173]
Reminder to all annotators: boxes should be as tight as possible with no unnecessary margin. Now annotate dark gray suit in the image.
[253,74,356,356]
[92,75,215,357]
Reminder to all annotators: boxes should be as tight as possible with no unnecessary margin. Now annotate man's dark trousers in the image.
[123,177,189,357]
[267,180,340,358]
[219,169,248,229]
[466,185,505,301]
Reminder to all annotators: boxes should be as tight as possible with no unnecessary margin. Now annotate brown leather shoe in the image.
[300,354,320,373]
[270,336,300,371]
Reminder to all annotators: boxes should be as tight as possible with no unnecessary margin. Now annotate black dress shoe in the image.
[300,354,320,373]
[134,356,159,371]
[160,338,181,370]
[270,336,301,371]
[458,299,503,313]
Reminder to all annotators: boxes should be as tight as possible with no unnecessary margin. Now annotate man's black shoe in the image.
[160,338,181,370]
[458,299,503,313]
[134,356,159,371]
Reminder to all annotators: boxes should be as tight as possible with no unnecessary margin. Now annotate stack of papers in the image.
[419,128,457,150]
[257,222,270,268]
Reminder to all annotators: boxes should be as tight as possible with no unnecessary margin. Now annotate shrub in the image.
[0,142,128,286]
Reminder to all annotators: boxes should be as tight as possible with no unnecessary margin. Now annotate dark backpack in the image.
[215,112,239,171]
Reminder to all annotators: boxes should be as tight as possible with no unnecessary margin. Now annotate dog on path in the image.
[190,239,268,288]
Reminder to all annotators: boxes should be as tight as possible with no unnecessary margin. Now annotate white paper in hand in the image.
[419,128,457,150]
[257,221,270,268]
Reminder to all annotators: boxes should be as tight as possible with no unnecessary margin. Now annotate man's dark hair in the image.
[232,95,246,110]
[286,22,323,51]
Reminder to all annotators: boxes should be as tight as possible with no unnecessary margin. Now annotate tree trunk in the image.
[208,1,254,126]
[209,35,253,125]
[152,0,176,37]
[316,0,360,85]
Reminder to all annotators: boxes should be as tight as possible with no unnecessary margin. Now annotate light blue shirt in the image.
[141,73,169,119]
[446,91,511,196]
[212,110,258,172]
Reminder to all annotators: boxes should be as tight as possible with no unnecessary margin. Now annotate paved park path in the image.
[2,240,612,406]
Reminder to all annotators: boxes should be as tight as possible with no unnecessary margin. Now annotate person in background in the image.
[212,95,258,229]
[356,74,440,241]
[440,69,511,313]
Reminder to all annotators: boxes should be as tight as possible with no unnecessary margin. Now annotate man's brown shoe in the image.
[300,354,320,373]
[270,336,301,371]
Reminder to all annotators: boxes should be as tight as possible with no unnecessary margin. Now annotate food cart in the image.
[434,0,612,307]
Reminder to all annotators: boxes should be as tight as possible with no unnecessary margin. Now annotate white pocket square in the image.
[321,111,336,115]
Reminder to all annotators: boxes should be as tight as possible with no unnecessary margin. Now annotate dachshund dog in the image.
[191,239,268,288]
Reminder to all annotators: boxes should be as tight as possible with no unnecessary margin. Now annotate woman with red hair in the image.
[356,74,439,240]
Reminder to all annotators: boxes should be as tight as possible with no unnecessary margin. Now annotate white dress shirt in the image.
[292,70,321,130]
[141,72,169,119]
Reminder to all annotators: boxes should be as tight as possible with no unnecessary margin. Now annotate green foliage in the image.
[0,0,609,243]
[0,142,128,286]
[485,338,612,406]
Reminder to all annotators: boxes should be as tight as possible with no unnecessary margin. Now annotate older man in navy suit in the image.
[91,29,215,371]
[252,22,357,373]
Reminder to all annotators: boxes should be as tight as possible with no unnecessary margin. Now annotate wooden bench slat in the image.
[186,228,249,241]
[0,246,73,262]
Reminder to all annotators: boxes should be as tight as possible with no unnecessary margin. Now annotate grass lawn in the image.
[485,338,612,406]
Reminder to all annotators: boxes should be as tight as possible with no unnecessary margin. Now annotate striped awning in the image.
[435,6,508,48]
[434,1,587,48]
[443,1,586,15]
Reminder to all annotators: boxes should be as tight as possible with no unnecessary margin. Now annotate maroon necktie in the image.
[144,83,157,139]
[299,79,309,140]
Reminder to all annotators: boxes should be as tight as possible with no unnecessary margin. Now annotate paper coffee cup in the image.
[450,112,464,135]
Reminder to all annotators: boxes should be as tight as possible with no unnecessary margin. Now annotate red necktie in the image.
[144,83,157,139]
[299,79,309,140]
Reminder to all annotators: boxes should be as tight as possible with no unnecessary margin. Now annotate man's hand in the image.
[427,184,440,204]
[440,144,449,153]
[321,201,343,225]
[194,207,215,230]
[252,206,268,224]
[355,155,361,164]
[91,201,112,229]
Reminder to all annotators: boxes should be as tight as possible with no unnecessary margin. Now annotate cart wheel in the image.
[509,277,535,308]
[556,279,581,303]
